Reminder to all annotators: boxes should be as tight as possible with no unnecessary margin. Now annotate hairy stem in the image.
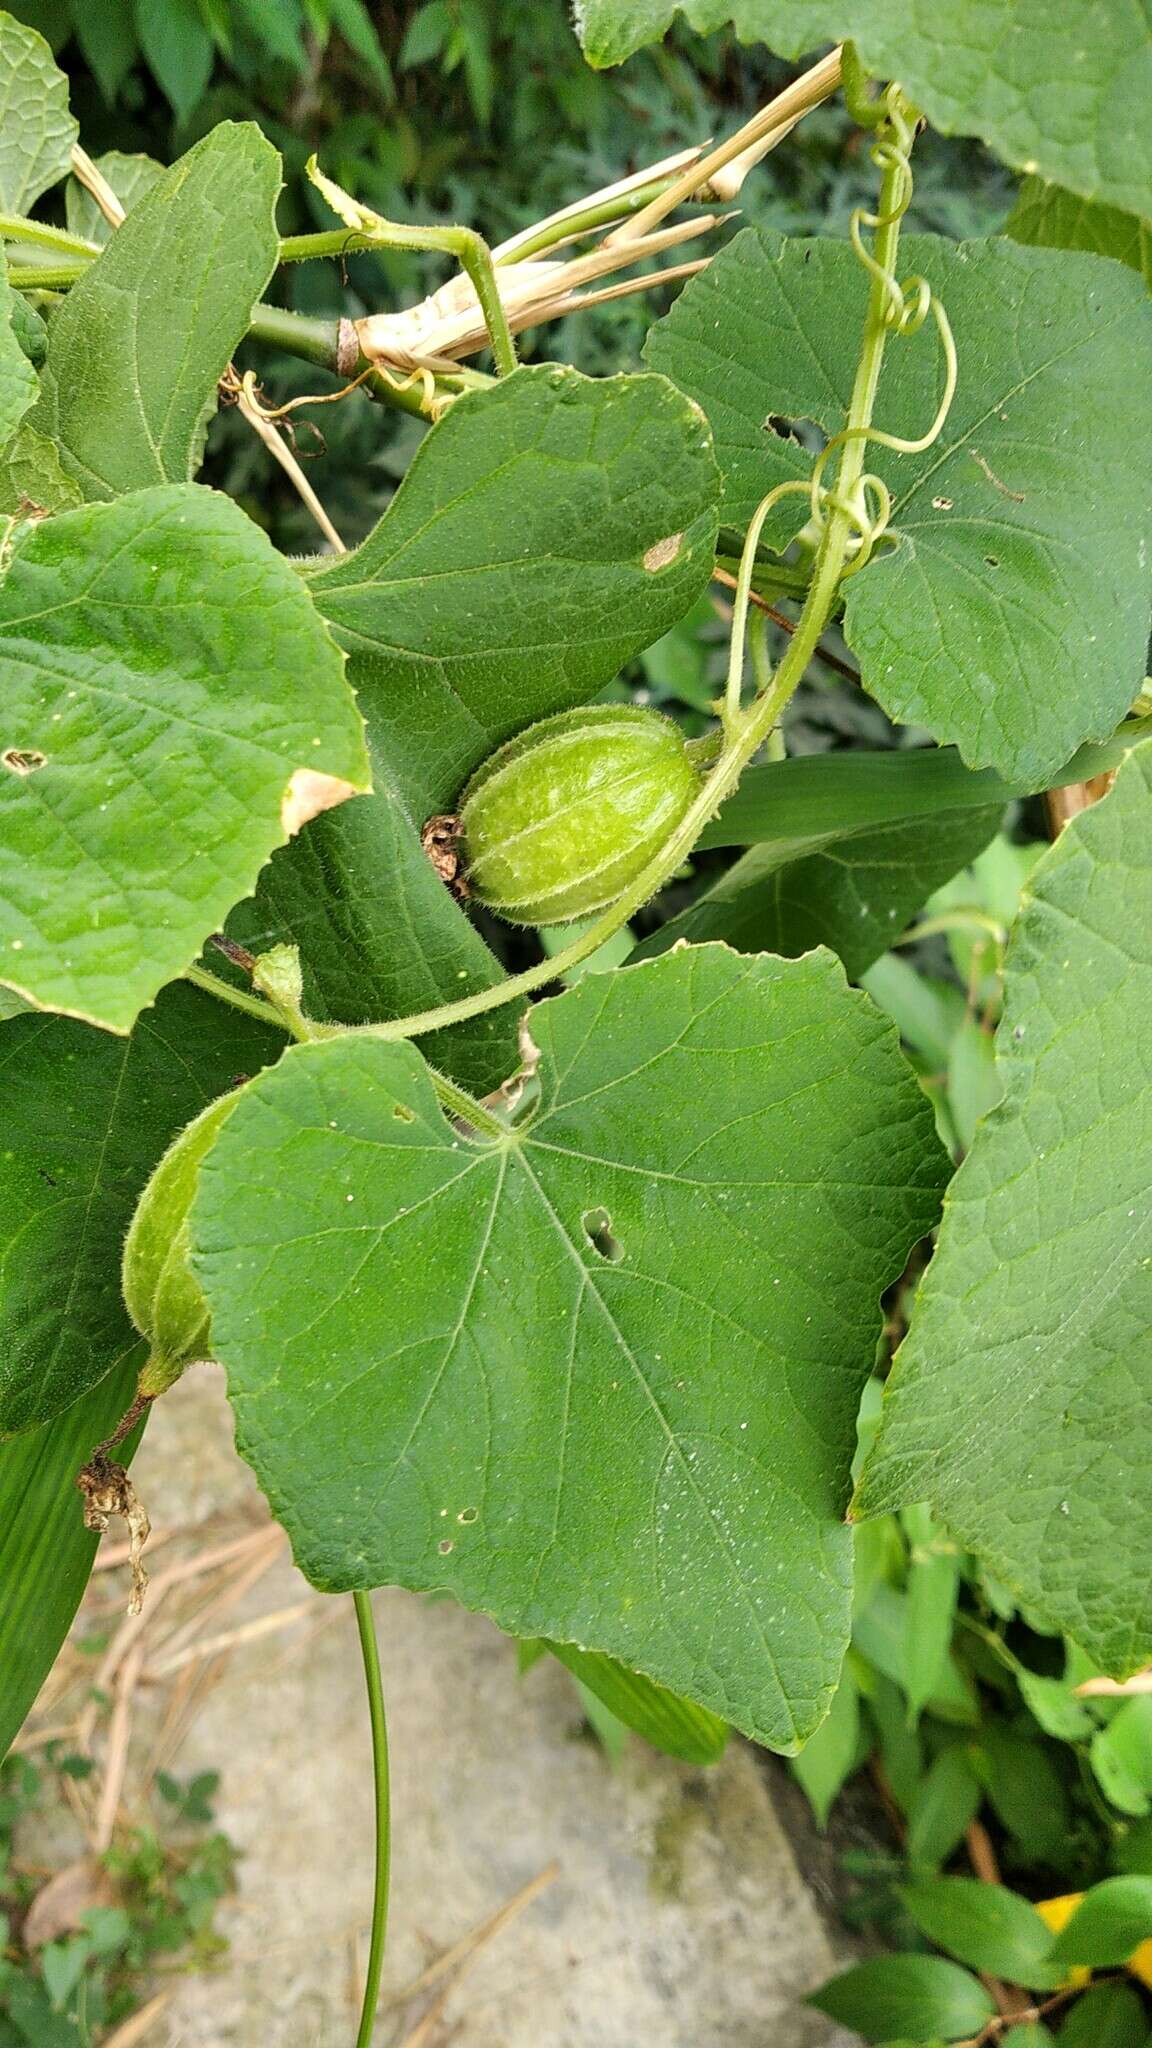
[0,213,96,258]
[182,962,286,1033]
[427,1068,512,1139]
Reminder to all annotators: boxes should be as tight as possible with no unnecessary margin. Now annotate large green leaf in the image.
[636,804,1002,979]
[307,363,720,816]
[0,10,77,212]
[646,230,1152,785]
[0,245,36,448]
[0,980,283,1437]
[192,945,944,1748]
[289,363,717,1094]
[1009,178,1152,287]
[0,483,368,1031]
[229,788,517,1098]
[29,123,281,500]
[0,1355,141,1761]
[856,740,1152,1672]
[575,1,1152,226]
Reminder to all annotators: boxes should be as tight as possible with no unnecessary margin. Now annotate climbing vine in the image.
[1,4,1151,2041]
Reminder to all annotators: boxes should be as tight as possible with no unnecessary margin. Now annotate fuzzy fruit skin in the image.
[460,705,700,926]
[122,1090,241,1395]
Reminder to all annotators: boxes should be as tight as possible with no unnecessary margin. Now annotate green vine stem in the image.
[352,1589,391,2048]
[0,212,97,258]
[183,962,287,1032]
[306,158,518,380]
[182,959,510,1135]
[350,76,952,1054]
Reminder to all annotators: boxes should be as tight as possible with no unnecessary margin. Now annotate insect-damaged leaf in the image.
[192,945,945,1749]
[646,230,1152,786]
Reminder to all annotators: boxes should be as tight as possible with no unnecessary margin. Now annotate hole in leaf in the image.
[457,1507,478,1525]
[3,747,46,775]
[438,1538,454,1555]
[582,1207,624,1263]
[984,555,1000,569]
[765,413,804,445]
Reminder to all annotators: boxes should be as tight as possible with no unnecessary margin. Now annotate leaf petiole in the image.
[0,212,97,258]
[181,962,286,1033]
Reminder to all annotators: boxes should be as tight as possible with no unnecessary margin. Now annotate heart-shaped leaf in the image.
[856,740,1152,1674]
[0,483,368,1030]
[193,945,944,1748]
[646,230,1152,785]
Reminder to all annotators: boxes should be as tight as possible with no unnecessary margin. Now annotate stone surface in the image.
[126,1367,854,2047]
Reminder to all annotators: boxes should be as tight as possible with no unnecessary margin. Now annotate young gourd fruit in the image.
[459,705,700,926]
[122,1089,242,1398]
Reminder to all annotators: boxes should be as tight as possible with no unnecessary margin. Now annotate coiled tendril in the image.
[723,66,956,731]
[806,72,958,578]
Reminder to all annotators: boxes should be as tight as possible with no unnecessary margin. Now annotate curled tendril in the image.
[790,79,958,575]
[722,479,812,730]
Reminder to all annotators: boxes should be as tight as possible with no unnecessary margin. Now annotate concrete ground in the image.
[95,1369,856,2046]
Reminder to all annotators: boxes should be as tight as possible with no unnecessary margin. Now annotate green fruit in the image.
[460,705,700,925]
[122,1089,241,1396]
